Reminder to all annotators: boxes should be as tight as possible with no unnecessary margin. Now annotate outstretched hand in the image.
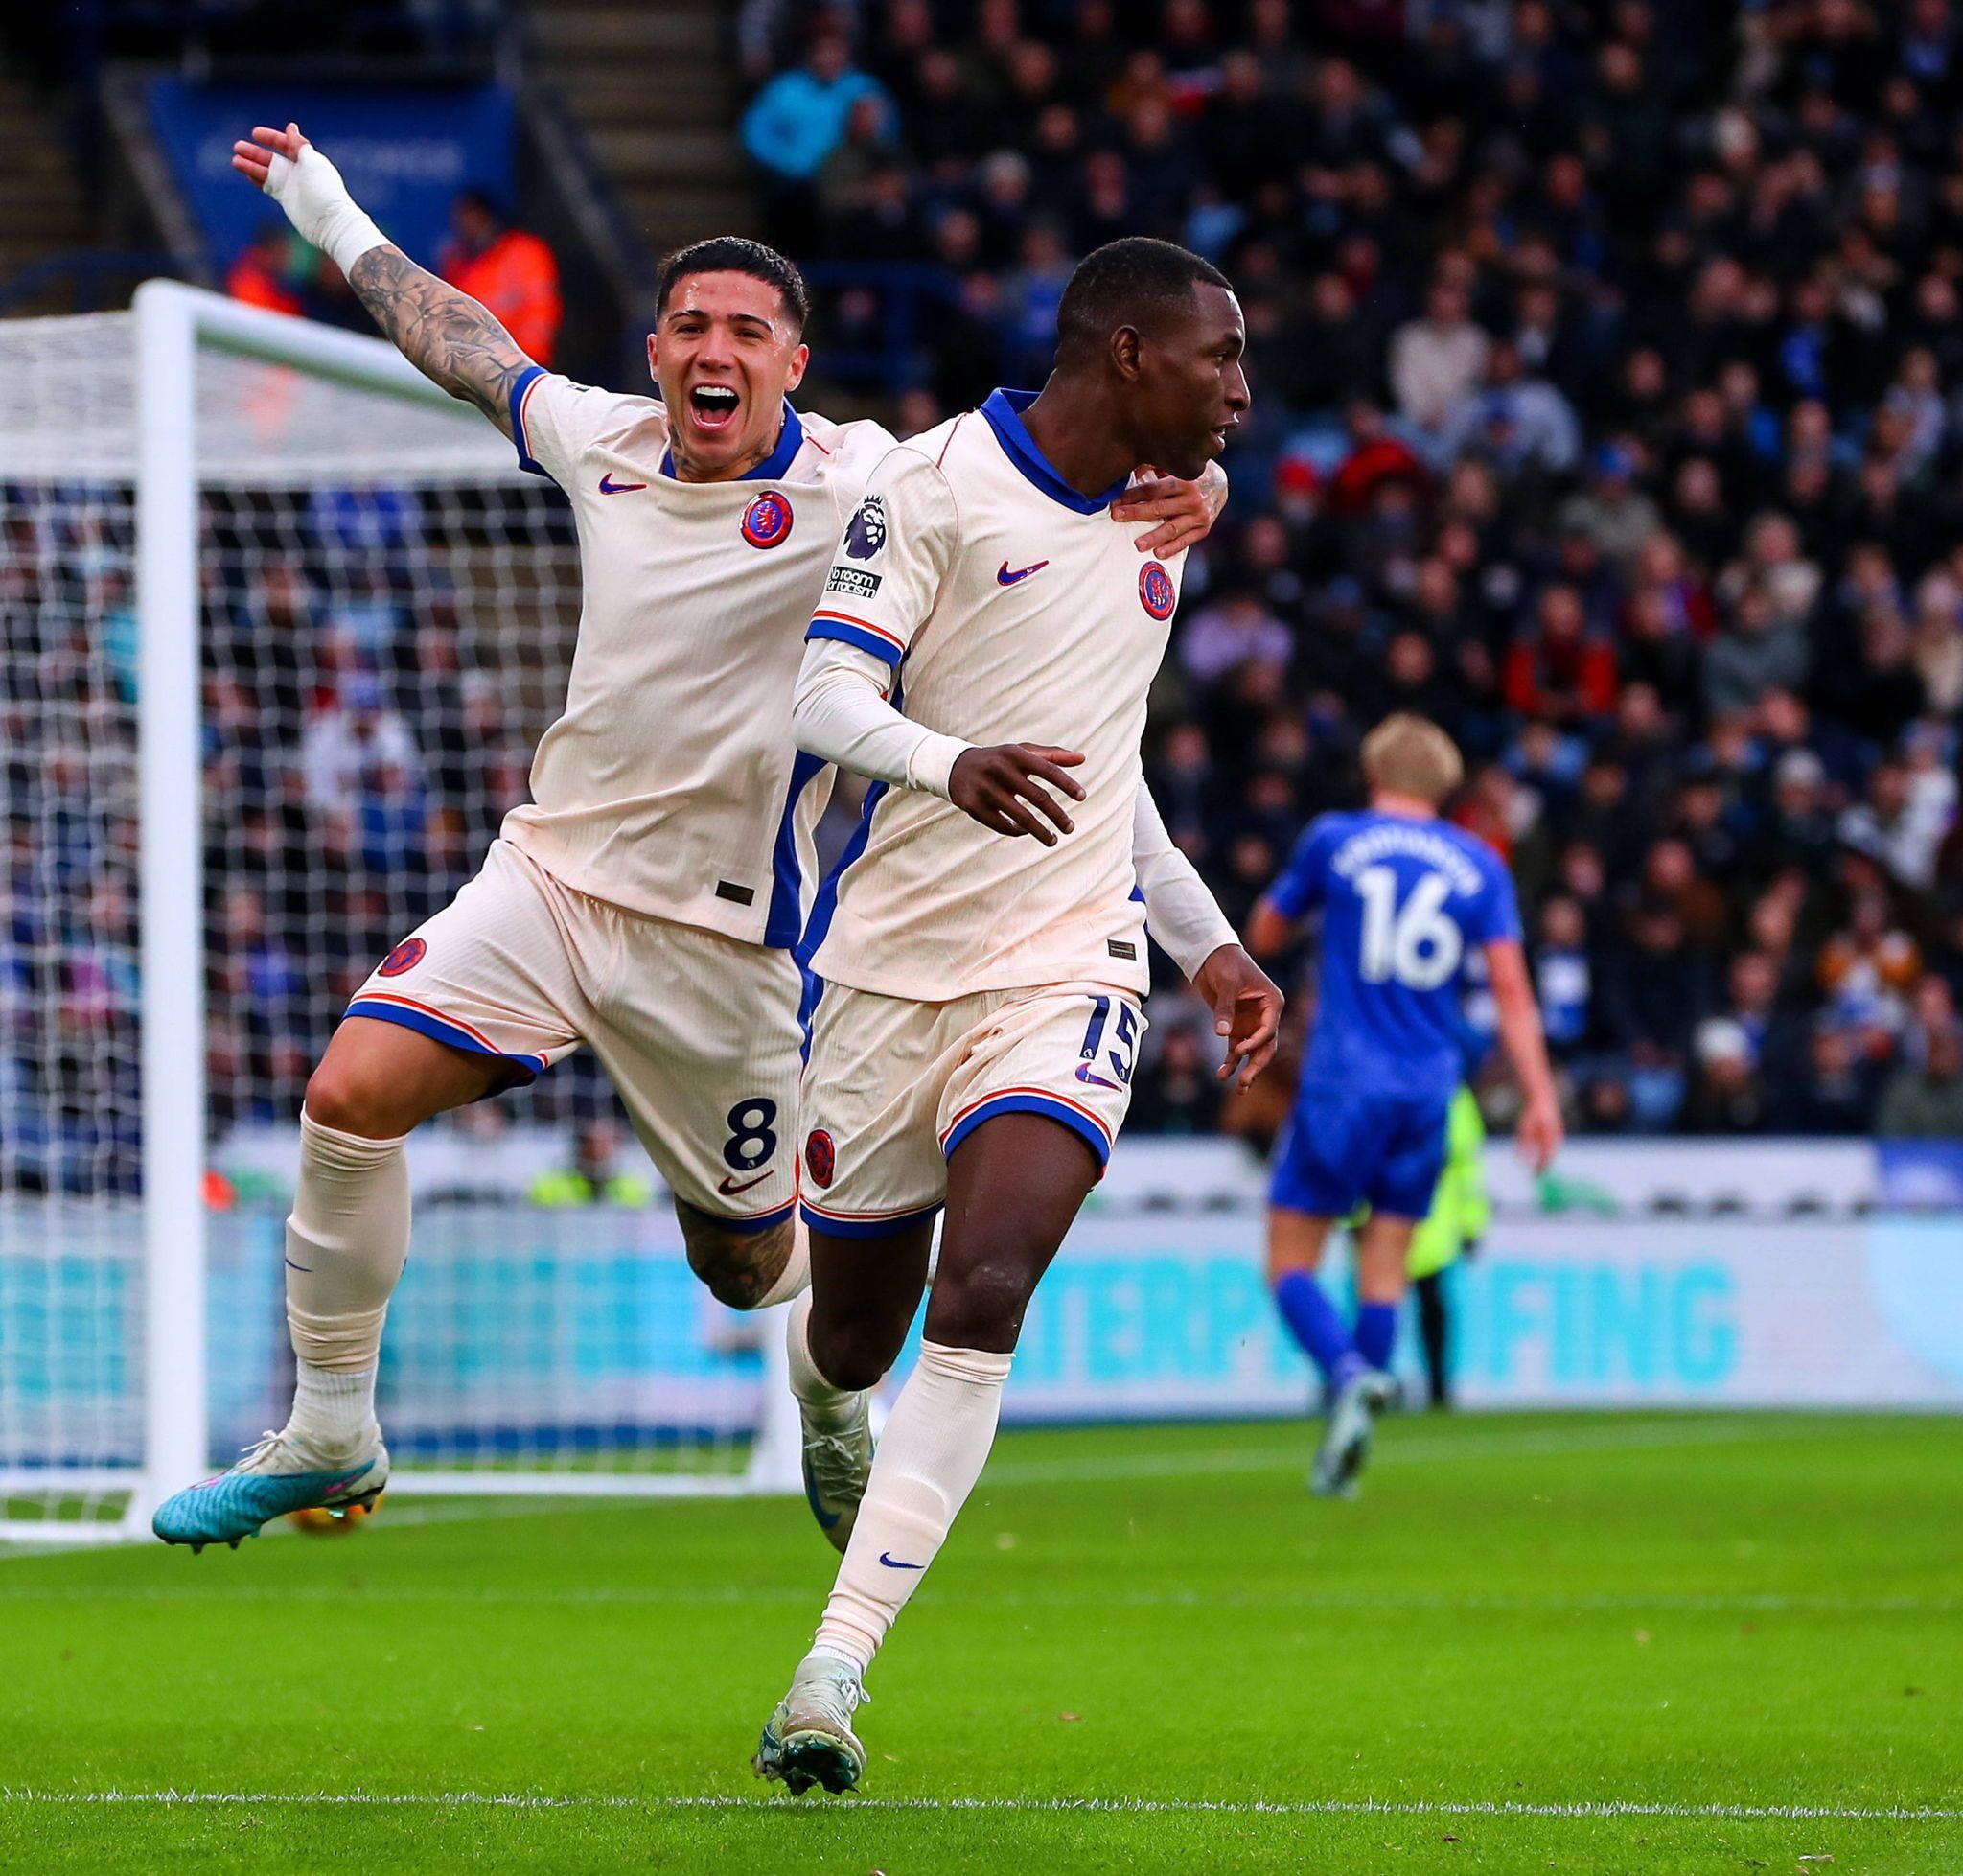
[232,122,308,190]
[1191,943,1283,1092]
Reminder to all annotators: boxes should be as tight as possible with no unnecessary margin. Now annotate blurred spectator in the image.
[226,223,302,316]
[437,190,562,364]
[1504,585,1618,726]
[741,30,894,252]
[1876,1018,1963,1136]
[1390,276,1490,433]
[1682,1019,1768,1134]
[1127,1023,1224,1135]
[302,674,423,820]
[528,1120,655,1207]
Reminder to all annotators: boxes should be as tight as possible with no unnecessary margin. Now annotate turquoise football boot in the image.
[151,1428,388,1550]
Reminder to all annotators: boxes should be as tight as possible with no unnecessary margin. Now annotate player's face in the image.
[1128,283,1251,482]
[646,272,810,481]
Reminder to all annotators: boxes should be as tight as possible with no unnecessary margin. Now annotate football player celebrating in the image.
[151,127,1230,1548]
[752,239,1282,1795]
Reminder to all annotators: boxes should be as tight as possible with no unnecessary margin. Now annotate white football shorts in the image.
[797,980,1145,1238]
[346,839,803,1228]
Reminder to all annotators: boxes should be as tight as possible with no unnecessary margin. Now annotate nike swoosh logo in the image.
[717,1170,773,1196]
[997,559,1050,586]
[598,474,647,495]
[284,1258,312,1273]
[1075,1068,1121,1090]
[879,1552,925,1569]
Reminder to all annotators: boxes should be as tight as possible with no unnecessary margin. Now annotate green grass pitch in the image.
[1,1412,1956,1874]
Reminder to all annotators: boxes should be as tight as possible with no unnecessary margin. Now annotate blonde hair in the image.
[1361,713,1464,806]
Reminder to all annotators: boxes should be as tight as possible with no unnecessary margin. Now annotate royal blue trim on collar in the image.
[659,401,805,481]
[979,388,1133,513]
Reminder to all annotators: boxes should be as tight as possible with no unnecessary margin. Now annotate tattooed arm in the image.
[343,246,529,437]
[232,121,531,437]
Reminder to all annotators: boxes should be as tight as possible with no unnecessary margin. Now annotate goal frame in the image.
[0,283,799,1543]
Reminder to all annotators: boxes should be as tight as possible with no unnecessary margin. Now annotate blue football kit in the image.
[1266,809,1521,1220]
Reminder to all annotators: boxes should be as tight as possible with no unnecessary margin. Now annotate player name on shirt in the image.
[1327,822,1486,896]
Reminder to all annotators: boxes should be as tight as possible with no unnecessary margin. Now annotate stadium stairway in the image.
[526,0,754,276]
[0,68,98,312]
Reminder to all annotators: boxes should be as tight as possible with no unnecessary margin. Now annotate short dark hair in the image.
[656,237,811,331]
[1054,237,1233,363]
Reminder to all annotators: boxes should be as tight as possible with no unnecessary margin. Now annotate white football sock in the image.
[810,1339,1012,1676]
[786,1286,859,1426]
[754,1214,812,1309]
[289,1360,378,1457]
[282,1109,409,1454]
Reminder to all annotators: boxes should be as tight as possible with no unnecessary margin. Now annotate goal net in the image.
[0,286,798,1542]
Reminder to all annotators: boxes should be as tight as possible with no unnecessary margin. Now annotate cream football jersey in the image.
[500,366,894,944]
[803,388,1189,1000]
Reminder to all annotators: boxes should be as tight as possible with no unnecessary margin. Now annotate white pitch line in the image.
[1,1791,1956,1823]
[0,1582,1951,1616]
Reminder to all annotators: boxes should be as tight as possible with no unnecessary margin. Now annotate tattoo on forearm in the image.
[347,247,529,430]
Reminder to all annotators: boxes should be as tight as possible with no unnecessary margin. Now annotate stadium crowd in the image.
[2,481,586,1193]
[12,0,1963,1200]
[746,0,1963,1143]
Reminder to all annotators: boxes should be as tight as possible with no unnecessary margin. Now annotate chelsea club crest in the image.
[740,490,794,549]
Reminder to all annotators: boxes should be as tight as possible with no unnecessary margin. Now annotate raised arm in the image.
[232,123,531,436]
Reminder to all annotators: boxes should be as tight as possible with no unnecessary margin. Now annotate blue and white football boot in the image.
[798,1388,872,1557]
[151,1427,388,1550]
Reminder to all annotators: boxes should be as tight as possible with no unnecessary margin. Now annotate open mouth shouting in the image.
[688,382,742,436]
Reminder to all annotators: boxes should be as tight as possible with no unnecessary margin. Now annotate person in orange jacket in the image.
[436,189,562,364]
[226,222,304,315]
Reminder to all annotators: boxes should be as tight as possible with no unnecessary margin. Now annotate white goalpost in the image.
[0,284,800,1543]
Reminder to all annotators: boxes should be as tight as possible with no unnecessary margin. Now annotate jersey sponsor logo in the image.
[804,1127,837,1189]
[1075,1064,1122,1091]
[843,493,887,559]
[740,490,795,548]
[716,1169,773,1196]
[824,565,883,601]
[996,558,1050,586]
[1138,561,1177,620]
[377,937,427,978]
[597,473,647,495]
